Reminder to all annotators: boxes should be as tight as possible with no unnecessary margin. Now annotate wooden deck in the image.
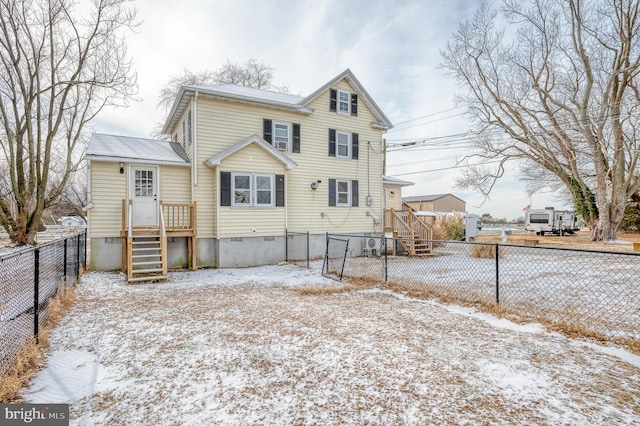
[121,200,197,283]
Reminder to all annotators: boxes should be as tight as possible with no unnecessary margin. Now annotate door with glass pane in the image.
[131,166,158,226]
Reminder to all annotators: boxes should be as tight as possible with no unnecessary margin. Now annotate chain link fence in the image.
[327,234,640,347]
[0,231,86,376]
[285,230,310,268]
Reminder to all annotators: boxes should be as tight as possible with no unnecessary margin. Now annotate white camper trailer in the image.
[525,208,579,235]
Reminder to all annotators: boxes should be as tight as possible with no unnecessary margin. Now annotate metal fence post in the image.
[285,229,289,262]
[384,237,388,282]
[63,238,68,284]
[34,248,40,344]
[306,231,310,269]
[84,230,87,270]
[495,243,500,304]
[76,233,80,282]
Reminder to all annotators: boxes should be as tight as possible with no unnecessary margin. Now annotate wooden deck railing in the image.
[161,202,197,235]
[384,208,433,255]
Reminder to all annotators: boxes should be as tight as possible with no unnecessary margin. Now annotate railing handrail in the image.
[159,203,166,237]
[127,200,133,238]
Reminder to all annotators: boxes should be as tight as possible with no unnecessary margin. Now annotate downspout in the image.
[193,91,199,189]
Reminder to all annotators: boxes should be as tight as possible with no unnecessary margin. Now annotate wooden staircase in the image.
[126,227,167,283]
[385,208,433,256]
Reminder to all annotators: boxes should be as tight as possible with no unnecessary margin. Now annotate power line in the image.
[387,159,504,177]
[391,106,465,127]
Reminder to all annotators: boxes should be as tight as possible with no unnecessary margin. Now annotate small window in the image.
[233,174,251,206]
[336,131,350,158]
[273,122,290,152]
[337,89,350,114]
[336,180,350,206]
[255,175,274,206]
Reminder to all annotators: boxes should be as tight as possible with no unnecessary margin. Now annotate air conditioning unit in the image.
[363,237,381,256]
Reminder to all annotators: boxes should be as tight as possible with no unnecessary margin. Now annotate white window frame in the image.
[232,173,252,207]
[254,174,274,207]
[231,173,275,208]
[336,130,351,159]
[336,179,351,207]
[337,89,351,114]
[273,121,291,152]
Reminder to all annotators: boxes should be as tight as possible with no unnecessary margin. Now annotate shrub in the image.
[434,212,465,241]
[471,244,505,259]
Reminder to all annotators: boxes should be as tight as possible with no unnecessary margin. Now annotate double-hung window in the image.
[255,175,273,206]
[336,131,350,158]
[273,122,290,151]
[337,90,350,114]
[232,173,274,207]
[336,180,350,206]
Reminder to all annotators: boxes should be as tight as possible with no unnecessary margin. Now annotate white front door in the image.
[131,165,158,226]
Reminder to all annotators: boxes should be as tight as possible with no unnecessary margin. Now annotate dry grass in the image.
[380,280,640,356]
[476,230,640,252]
[0,284,76,403]
[471,244,505,259]
[297,277,378,296]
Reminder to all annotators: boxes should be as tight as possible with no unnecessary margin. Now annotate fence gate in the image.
[322,236,349,281]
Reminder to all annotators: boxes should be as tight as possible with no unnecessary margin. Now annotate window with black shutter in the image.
[220,171,231,206]
[263,119,272,144]
[328,129,336,157]
[330,89,337,112]
[351,94,358,116]
[292,124,300,153]
[352,133,359,160]
[276,174,285,206]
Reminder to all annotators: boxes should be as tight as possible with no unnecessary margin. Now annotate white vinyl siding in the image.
[88,161,127,238]
[193,78,384,236]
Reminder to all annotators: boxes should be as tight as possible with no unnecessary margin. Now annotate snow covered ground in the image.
[25,262,640,425]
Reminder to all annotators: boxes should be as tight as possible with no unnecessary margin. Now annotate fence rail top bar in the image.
[0,230,86,262]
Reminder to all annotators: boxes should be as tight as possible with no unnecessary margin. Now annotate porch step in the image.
[127,275,167,283]
[126,226,167,283]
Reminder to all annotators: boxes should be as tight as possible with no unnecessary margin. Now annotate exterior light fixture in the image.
[310,180,322,190]
[119,162,124,174]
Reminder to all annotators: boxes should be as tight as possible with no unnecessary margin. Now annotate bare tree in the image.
[442,0,640,241]
[0,0,137,245]
[157,59,289,112]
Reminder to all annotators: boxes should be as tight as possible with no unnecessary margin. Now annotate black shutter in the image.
[351,180,359,207]
[292,123,300,153]
[328,129,336,157]
[220,172,231,206]
[351,94,358,116]
[352,133,359,160]
[330,89,337,112]
[276,174,285,206]
[263,119,272,144]
[329,179,336,206]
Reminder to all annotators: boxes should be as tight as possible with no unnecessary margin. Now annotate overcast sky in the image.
[94,0,571,220]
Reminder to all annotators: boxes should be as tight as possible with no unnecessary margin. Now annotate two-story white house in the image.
[85,69,393,281]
